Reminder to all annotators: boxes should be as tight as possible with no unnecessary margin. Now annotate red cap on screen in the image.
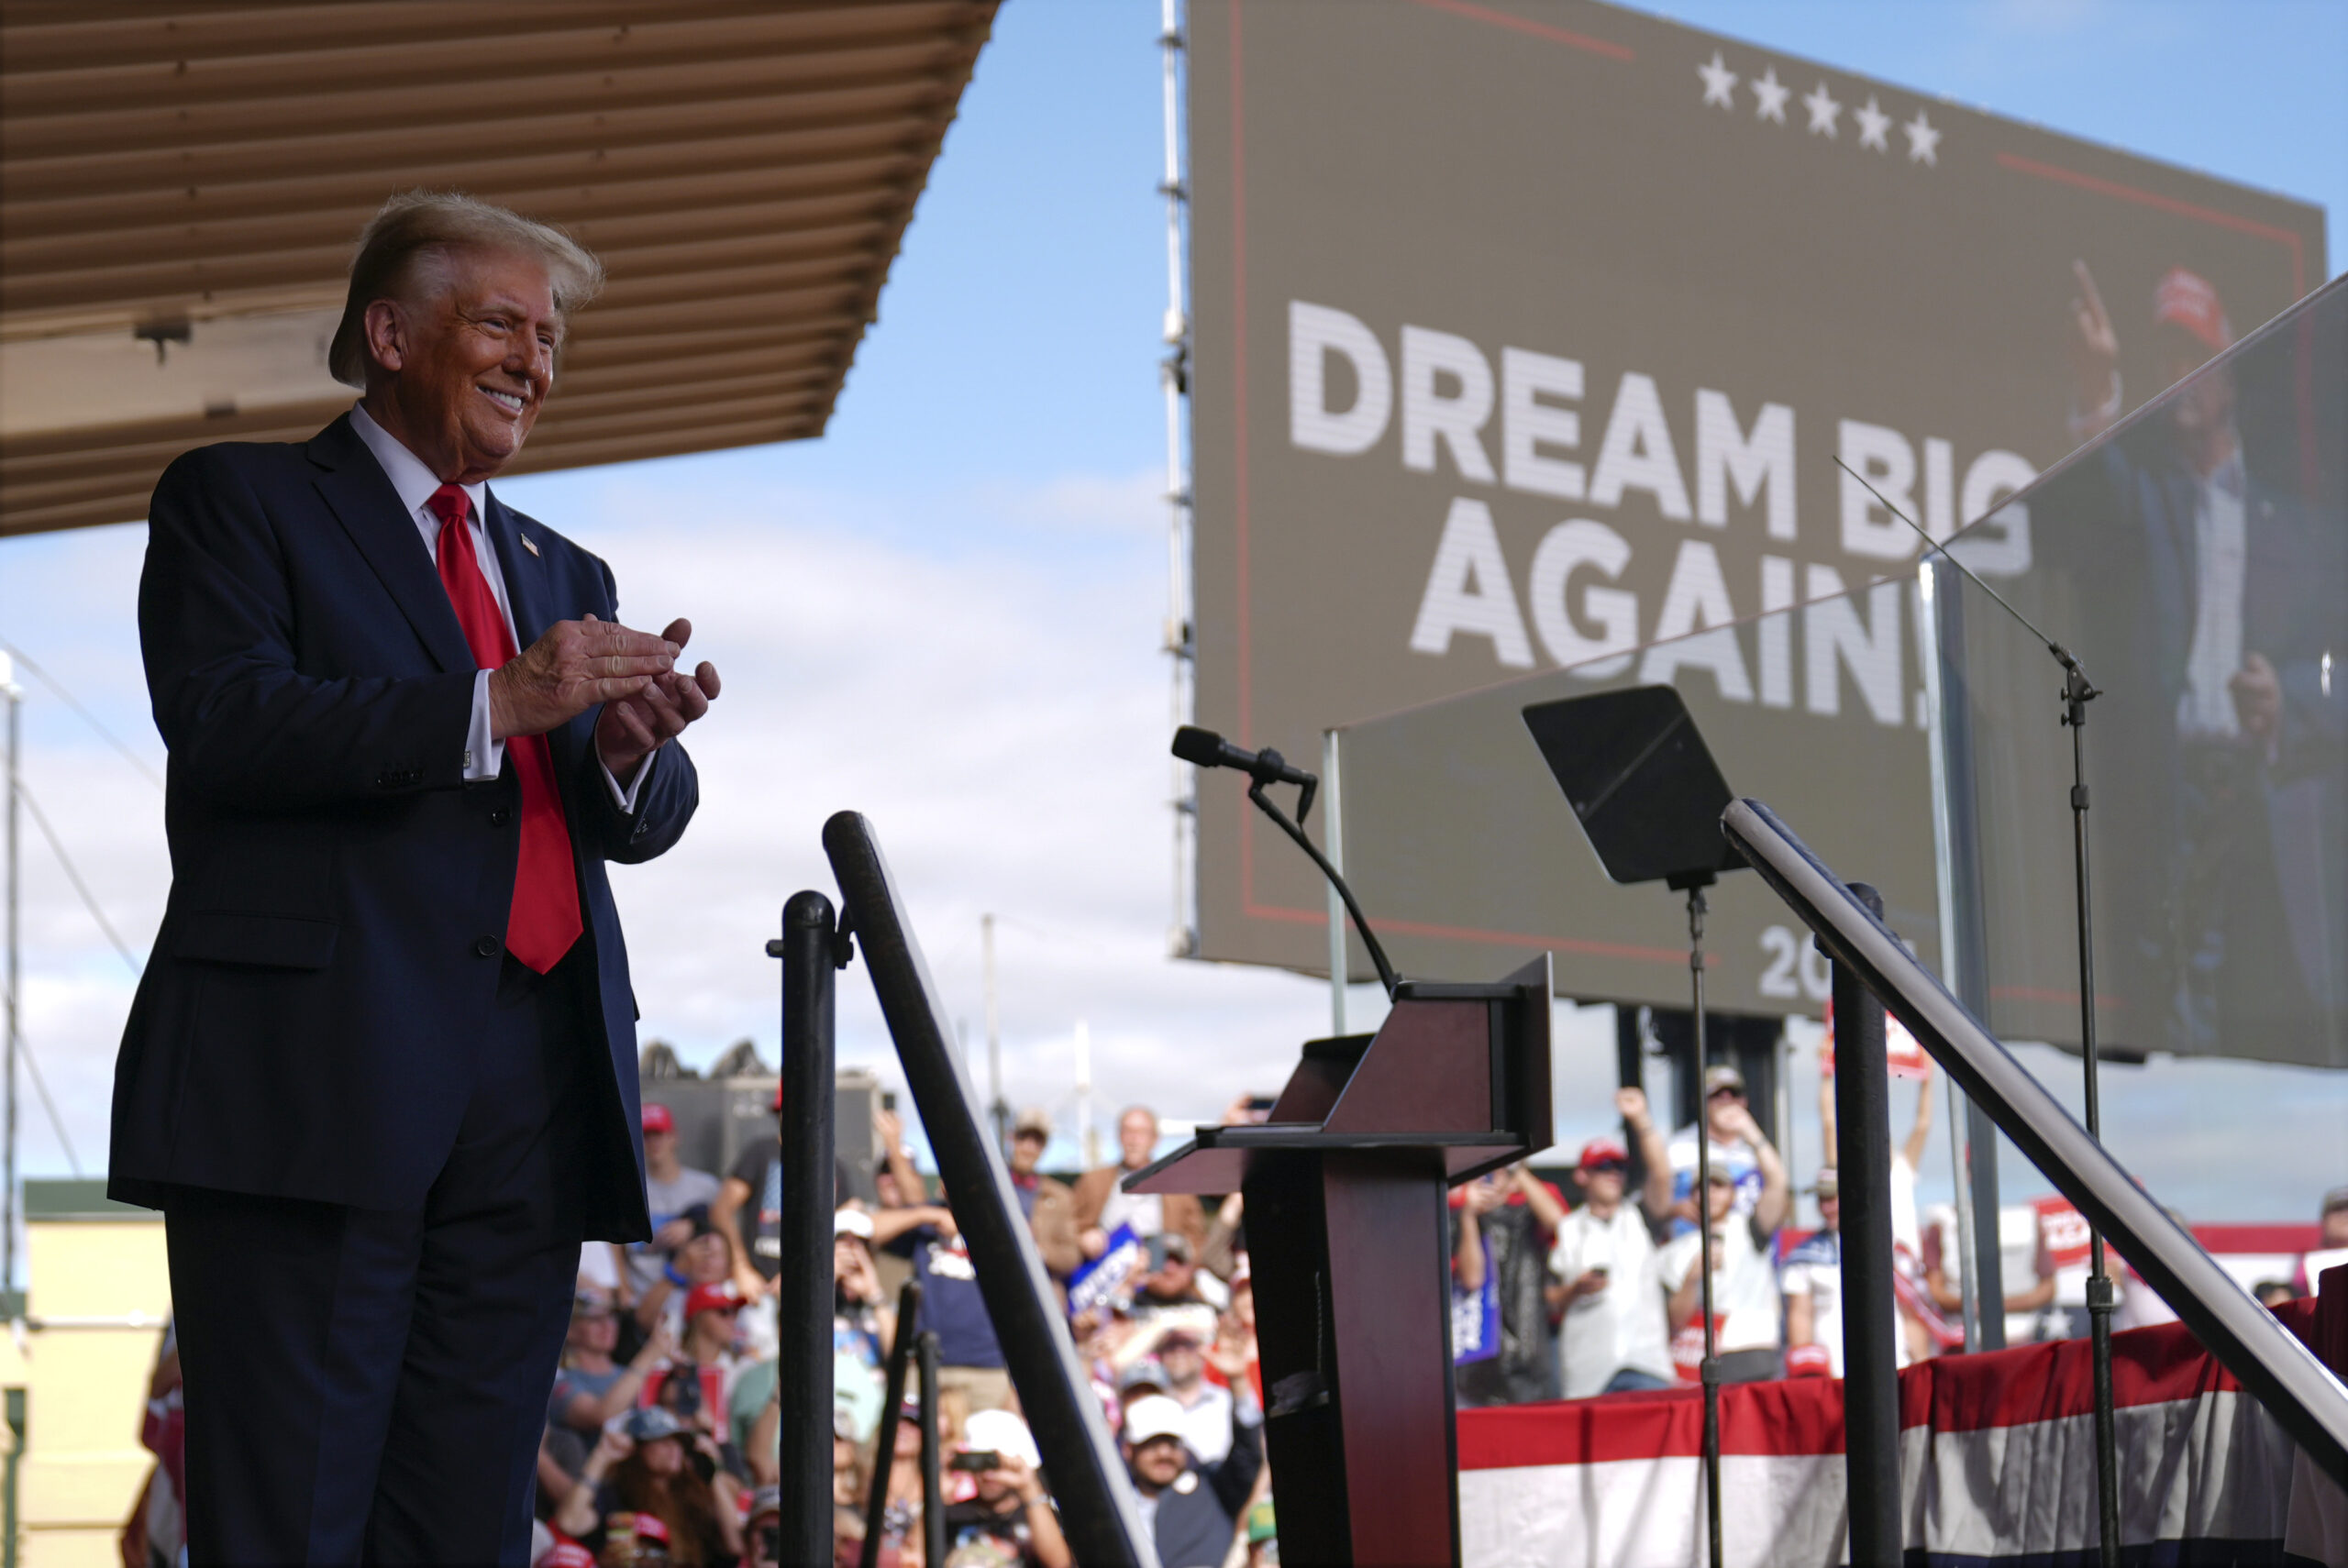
[2154,267,2231,353]
[641,1104,674,1133]
[630,1512,671,1545]
[684,1282,744,1320]
[544,1544,597,1568]
[1578,1136,1628,1169]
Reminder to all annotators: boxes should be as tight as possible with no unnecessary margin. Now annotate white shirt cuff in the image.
[601,745,655,814]
[462,669,504,781]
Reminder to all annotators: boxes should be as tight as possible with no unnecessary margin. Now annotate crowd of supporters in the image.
[531,1094,783,1567]
[827,1098,1275,1568]
[116,1066,2346,1568]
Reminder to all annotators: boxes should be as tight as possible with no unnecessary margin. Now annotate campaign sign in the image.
[1452,1241,1501,1365]
[1067,1224,1143,1320]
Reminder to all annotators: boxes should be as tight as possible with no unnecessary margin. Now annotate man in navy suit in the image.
[108,192,721,1564]
[2057,262,2345,1064]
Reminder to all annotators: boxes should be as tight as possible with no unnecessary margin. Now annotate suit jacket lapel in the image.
[307,415,473,675]
[482,487,585,778]
[482,489,551,652]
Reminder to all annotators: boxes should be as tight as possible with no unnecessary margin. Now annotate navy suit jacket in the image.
[108,414,695,1240]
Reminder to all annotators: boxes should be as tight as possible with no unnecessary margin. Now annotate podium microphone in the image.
[1171,725,1401,999]
[1172,725,1316,791]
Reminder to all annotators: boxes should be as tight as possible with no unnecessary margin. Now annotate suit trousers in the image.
[166,948,597,1566]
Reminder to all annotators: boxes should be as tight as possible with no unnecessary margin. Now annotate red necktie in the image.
[429,484,581,973]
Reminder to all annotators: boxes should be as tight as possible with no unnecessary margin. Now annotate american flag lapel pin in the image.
[520,533,540,558]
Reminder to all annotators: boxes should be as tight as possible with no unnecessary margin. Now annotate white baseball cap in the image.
[1122,1395,1187,1448]
[962,1408,1041,1468]
[834,1208,875,1241]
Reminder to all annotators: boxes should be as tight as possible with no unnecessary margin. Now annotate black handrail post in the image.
[823,812,1152,1565]
[1830,884,1902,1566]
[1684,881,1723,1568]
[857,1281,924,1568]
[776,890,839,1567]
[917,1331,947,1568]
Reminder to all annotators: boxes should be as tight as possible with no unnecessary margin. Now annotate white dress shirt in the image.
[349,403,649,812]
[2176,451,2248,741]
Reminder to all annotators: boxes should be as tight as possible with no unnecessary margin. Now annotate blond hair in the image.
[327,191,604,387]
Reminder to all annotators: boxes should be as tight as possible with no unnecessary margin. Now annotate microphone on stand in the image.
[1173,724,1317,806]
[1171,725,1400,999]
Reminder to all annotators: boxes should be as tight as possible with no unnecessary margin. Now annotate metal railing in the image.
[1722,796,2348,1487]
[796,811,1156,1567]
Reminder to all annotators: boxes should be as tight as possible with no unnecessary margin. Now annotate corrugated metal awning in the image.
[0,0,996,537]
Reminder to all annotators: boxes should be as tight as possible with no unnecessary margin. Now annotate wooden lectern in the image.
[1126,956,1553,1567]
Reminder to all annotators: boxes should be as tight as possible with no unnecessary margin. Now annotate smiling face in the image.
[360,244,561,483]
[639,1435,684,1477]
[1129,1434,1185,1488]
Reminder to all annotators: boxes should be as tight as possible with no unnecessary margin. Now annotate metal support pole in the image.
[1160,0,1197,959]
[857,1281,924,1568]
[1685,882,1723,1568]
[982,913,1006,1153]
[1946,1069,1981,1353]
[775,890,839,1568]
[1829,884,1901,1565]
[917,1331,946,1568]
[1324,729,1347,1034]
[2066,669,2121,1566]
[1918,563,1985,1353]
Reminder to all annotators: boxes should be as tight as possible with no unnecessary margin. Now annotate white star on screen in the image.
[1697,50,1737,109]
[1903,108,1942,165]
[1800,81,1842,137]
[1854,95,1891,152]
[1750,65,1789,124]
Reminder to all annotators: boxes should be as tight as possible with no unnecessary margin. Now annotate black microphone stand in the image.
[1673,869,1723,1568]
[1838,458,2120,1564]
[1238,747,1402,999]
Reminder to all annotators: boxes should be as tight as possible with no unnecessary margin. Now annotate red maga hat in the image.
[2154,267,2231,353]
[641,1103,675,1134]
[1578,1136,1628,1169]
[683,1281,745,1320]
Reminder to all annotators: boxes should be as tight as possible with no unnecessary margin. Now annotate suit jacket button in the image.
[489,806,512,827]
[473,935,502,958]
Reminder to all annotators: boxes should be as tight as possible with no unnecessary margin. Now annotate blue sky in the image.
[2,0,2342,1229]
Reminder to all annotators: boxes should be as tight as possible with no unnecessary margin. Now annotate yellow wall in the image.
[0,1187,170,1568]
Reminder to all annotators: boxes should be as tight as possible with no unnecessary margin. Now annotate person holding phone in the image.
[940,1410,1072,1568]
[1549,1088,1679,1397]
